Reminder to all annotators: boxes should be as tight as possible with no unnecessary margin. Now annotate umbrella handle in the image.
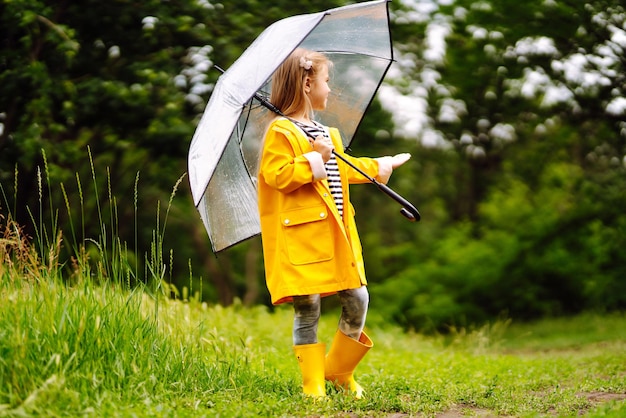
[332,150,421,222]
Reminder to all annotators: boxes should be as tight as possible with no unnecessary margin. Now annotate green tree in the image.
[0,0,347,304]
[367,0,626,331]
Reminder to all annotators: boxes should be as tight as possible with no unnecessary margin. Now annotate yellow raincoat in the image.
[258,118,393,305]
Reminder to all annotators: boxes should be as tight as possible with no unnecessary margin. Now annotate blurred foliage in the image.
[1,0,625,332]
[360,0,626,331]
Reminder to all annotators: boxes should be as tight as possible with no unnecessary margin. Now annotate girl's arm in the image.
[329,128,410,185]
[259,124,327,194]
[338,152,390,184]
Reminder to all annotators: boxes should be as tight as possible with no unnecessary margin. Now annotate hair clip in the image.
[299,56,313,70]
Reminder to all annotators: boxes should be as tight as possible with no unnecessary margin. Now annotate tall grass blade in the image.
[87,146,109,279]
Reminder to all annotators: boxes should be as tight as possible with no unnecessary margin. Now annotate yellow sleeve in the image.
[260,122,324,193]
[329,128,393,184]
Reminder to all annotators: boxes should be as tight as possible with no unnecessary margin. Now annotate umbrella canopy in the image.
[188,0,393,252]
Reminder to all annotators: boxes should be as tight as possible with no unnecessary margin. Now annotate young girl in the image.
[257,48,410,398]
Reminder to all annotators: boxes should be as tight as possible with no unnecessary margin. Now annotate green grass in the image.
[1,273,625,417]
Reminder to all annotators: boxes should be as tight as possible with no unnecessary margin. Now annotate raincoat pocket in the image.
[280,205,333,265]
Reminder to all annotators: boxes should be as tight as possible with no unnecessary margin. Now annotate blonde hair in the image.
[270,48,331,118]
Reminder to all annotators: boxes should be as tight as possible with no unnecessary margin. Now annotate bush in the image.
[372,162,626,332]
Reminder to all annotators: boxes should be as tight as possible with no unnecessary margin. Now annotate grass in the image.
[1,157,624,417]
[1,271,625,417]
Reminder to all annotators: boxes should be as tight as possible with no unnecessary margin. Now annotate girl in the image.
[257,48,410,398]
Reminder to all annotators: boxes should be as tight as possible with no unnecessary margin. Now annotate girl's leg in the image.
[326,286,371,398]
[337,286,369,339]
[292,294,321,345]
[292,294,325,397]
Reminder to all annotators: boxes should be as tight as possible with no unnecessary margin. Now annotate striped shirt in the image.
[294,120,344,218]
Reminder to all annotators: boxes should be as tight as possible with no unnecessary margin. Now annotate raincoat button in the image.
[284,219,290,225]
[320,212,325,218]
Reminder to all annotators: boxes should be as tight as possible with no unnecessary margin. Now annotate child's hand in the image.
[391,153,411,169]
[311,135,334,163]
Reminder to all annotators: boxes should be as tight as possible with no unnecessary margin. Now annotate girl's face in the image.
[307,64,331,111]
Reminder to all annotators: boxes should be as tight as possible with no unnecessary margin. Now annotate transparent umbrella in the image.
[188,0,416,253]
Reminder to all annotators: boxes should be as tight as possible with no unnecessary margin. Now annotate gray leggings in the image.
[292,286,369,345]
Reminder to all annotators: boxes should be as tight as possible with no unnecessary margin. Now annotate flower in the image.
[299,56,313,70]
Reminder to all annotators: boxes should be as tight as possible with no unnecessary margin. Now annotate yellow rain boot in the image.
[325,330,373,399]
[293,343,327,397]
